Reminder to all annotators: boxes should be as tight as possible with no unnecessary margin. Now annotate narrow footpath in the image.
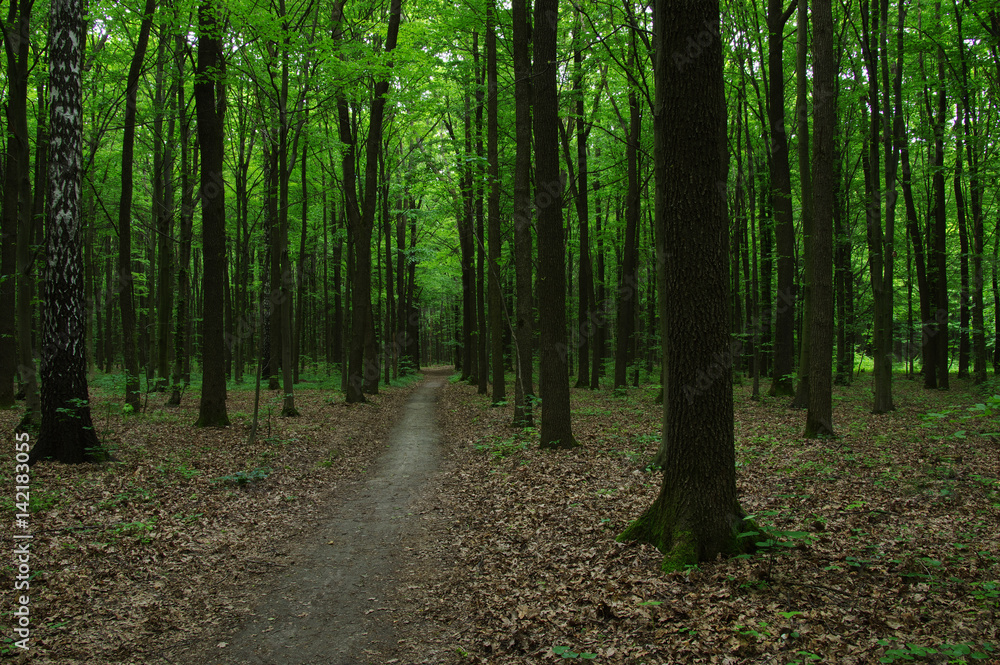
[173,371,447,665]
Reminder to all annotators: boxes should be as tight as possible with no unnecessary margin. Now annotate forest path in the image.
[174,369,449,665]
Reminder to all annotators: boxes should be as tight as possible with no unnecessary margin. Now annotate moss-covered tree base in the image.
[618,500,757,572]
[539,437,580,450]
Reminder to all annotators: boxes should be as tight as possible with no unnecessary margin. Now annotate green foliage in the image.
[97,486,154,510]
[212,467,273,486]
[474,432,533,460]
[112,518,157,544]
[920,396,1000,437]
[551,645,598,659]
[156,459,200,479]
[877,639,995,663]
[0,486,62,514]
[317,449,341,468]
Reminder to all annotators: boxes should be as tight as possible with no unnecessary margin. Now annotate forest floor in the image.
[2,367,999,664]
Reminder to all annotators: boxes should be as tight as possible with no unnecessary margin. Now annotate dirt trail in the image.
[174,371,448,665]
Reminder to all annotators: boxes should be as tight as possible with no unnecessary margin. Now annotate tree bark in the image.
[534,0,577,449]
[615,65,640,390]
[16,74,43,430]
[194,0,230,427]
[619,0,750,569]
[332,0,401,402]
[572,12,595,390]
[474,33,488,397]
[2,0,33,409]
[115,0,157,412]
[512,0,534,427]
[487,0,505,404]
[767,0,796,397]
[169,33,192,406]
[805,0,835,436]
[28,0,102,464]
[790,0,813,409]
[154,35,175,392]
[928,25,949,390]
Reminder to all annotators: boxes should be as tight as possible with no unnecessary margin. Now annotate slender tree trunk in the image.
[332,0,401,402]
[901,120,931,385]
[766,0,797,397]
[456,98,476,382]
[1,0,33,409]
[956,7,987,385]
[929,23,949,390]
[791,0,813,409]
[571,12,595,390]
[169,37,192,405]
[154,36,175,392]
[487,0,505,404]
[115,0,157,412]
[194,0,230,427]
[591,152,606,391]
[615,67,640,390]
[955,136,970,379]
[474,34,488,396]
[512,0,534,427]
[294,135,309,384]
[534,0,576,448]
[16,77,44,429]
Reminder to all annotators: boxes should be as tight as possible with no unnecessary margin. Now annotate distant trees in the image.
[4,0,999,466]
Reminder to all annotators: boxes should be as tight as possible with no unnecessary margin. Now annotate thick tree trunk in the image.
[194,0,230,427]
[29,0,102,464]
[534,0,576,449]
[620,0,750,569]
[805,0,835,436]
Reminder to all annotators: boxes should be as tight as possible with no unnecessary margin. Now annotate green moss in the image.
[660,530,698,572]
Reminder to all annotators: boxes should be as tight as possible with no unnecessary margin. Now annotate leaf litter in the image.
[379,373,999,664]
[1,371,998,664]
